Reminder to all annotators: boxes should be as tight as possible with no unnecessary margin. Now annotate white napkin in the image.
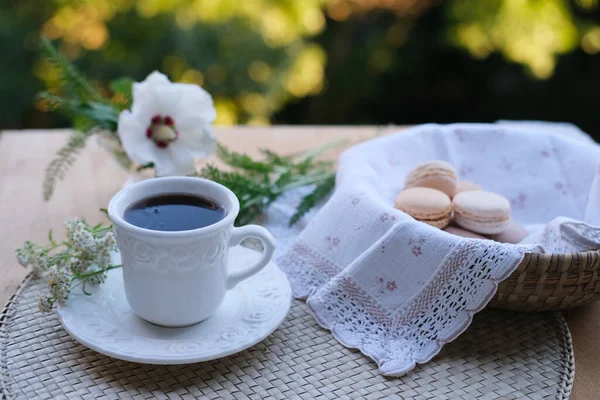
[272,122,600,376]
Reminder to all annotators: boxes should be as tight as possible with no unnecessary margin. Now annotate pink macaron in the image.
[405,160,457,198]
[455,180,482,196]
[489,220,528,244]
[452,191,511,235]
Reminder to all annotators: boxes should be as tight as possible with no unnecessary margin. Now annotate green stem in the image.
[243,196,268,208]
[75,264,121,278]
[278,172,334,193]
[67,265,122,297]
[90,226,112,236]
[240,171,332,211]
[69,277,87,292]
[45,241,68,252]
[47,252,71,265]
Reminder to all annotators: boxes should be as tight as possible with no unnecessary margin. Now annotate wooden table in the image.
[1,127,598,399]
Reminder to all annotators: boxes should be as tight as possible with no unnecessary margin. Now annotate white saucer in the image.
[57,246,292,364]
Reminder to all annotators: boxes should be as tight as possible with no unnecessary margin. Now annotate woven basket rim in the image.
[525,248,600,257]
[0,274,33,398]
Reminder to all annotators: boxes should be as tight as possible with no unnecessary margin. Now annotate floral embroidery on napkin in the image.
[511,193,527,210]
[325,236,340,250]
[408,238,425,257]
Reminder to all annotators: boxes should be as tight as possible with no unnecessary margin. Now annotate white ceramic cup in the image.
[108,176,276,327]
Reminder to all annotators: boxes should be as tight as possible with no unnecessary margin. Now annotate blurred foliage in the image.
[2,0,600,137]
[447,0,580,79]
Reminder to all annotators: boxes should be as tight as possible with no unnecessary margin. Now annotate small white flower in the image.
[68,256,86,274]
[88,248,111,273]
[89,273,107,285]
[46,266,70,301]
[98,232,117,251]
[88,265,108,285]
[15,241,37,268]
[118,71,216,176]
[65,219,80,233]
[73,231,95,249]
[66,219,95,249]
[37,296,54,313]
[15,249,30,267]
[29,249,49,276]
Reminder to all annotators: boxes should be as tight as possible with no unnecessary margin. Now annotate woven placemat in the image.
[1,276,574,400]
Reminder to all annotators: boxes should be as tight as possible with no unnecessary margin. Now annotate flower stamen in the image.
[146,115,178,149]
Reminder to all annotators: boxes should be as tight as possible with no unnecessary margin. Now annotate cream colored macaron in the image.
[489,220,528,244]
[455,181,482,195]
[405,160,457,197]
[395,187,452,229]
[452,191,511,235]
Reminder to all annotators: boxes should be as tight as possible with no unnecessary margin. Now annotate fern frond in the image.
[37,92,118,131]
[199,142,340,225]
[216,144,273,174]
[201,164,272,225]
[110,77,133,111]
[289,174,335,226]
[40,36,103,102]
[76,103,118,130]
[37,92,69,112]
[43,132,91,201]
[258,149,294,166]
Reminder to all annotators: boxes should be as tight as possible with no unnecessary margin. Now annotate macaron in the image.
[443,226,489,240]
[395,187,452,229]
[455,180,482,195]
[452,191,511,234]
[405,160,457,197]
[489,220,528,244]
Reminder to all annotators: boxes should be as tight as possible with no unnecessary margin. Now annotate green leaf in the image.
[110,77,133,110]
[111,150,133,171]
[200,164,272,225]
[289,174,335,226]
[100,208,108,216]
[78,102,119,129]
[72,116,94,133]
[37,92,68,112]
[136,162,155,172]
[199,143,338,225]
[38,92,118,132]
[258,148,294,166]
[110,77,133,99]
[40,36,103,102]
[216,144,273,174]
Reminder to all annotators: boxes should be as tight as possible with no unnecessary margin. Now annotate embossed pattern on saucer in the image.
[57,246,292,364]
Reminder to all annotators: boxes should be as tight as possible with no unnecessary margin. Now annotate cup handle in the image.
[226,225,276,289]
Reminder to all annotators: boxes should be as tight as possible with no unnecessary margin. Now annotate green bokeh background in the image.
[2,0,600,139]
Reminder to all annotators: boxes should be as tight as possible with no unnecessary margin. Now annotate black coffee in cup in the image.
[124,193,225,231]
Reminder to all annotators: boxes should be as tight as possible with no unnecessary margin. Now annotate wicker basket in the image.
[490,249,600,311]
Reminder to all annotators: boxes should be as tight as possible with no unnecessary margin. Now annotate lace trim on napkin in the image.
[278,241,342,299]
[280,239,528,376]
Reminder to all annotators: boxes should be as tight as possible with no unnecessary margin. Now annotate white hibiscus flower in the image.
[118,71,216,176]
